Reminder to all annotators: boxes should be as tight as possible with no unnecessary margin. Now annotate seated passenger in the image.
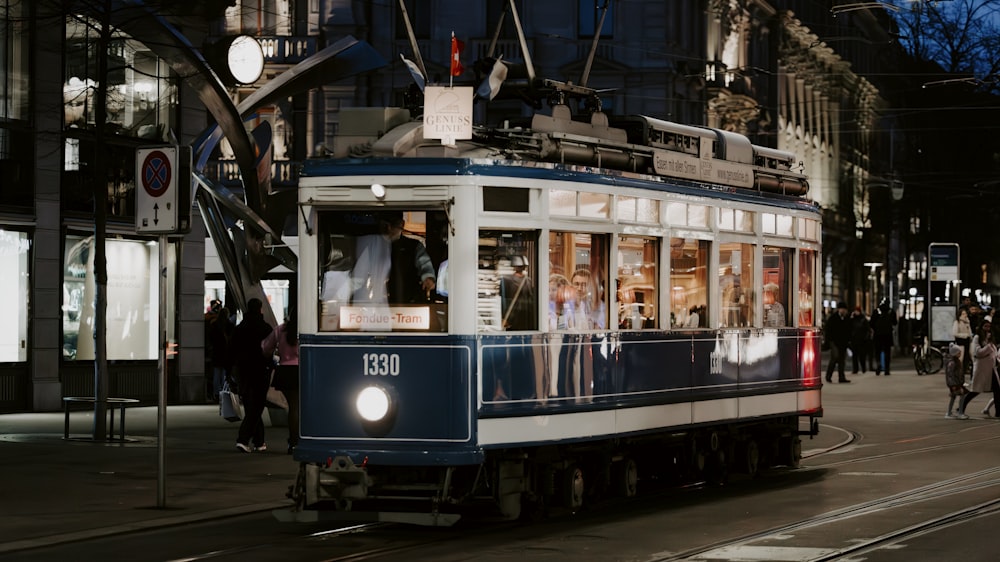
[763,283,786,327]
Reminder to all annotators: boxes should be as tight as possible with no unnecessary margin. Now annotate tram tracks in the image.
[653,466,1000,561]
[312,434,1000,561]
[170,423,1000,561]
[649,424,1000,562]
[804,423,1000,469]
[809,497,1000,562]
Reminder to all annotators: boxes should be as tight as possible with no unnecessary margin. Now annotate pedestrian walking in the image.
[953,307,972,373]
[824,301,852,383]
[871,299,897,375]
[262,306,299,454]
[957,316,999,419]
[231,298,275,452]
[944,343,967,418]
[850,306,871,374]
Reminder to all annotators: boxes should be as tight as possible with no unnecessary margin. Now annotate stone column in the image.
[31,11,66,411]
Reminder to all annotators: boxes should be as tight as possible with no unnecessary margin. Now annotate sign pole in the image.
[136,144,190,510]
[157,233,168,507]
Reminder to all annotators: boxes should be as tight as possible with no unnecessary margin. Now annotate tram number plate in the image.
[363,353,401,376]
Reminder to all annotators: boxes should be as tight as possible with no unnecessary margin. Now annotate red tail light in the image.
[802,332,820,386]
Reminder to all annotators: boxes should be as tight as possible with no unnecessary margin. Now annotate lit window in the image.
[617,236,658,329]
[719,242,755,328]
[670,237,709,329]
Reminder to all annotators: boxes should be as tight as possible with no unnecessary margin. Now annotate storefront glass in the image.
[0,229,29,362]
[62,234,176,361]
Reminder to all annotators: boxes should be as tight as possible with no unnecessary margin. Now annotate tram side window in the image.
[549,232,608,331]
[798,249,817,326]
[477,230,539,332]
[617,236,658,329]
[670,238,709,328]
[317,209,448,332]
[719,242,755,328]
[763,246,794,327]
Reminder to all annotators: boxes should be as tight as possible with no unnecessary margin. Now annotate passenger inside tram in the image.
[764,282,787,327]
[500,255,536,331]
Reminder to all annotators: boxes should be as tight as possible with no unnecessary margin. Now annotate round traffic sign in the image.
[141,150,172,197]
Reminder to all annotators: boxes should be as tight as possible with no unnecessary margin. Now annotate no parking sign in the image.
[136,146,191,234]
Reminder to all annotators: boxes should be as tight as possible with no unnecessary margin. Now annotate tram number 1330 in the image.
[363,353,401,376]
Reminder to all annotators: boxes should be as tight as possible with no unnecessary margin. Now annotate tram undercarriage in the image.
[276,415,817,527]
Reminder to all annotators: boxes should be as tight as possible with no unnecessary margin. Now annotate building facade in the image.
[0,1,926,412]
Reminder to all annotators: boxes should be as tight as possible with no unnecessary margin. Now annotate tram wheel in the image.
[613,457,638,498]
[561,465,585,511]
[779,436,802,468]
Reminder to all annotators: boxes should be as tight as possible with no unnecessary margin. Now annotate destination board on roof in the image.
[423,86,473,146]
[651,149,754,188]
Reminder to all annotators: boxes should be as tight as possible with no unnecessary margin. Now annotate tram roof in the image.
[299,157,820,213]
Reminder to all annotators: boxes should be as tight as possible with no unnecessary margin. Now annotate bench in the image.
[63,397,141,442]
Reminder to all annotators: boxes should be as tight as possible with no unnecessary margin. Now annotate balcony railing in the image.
[203,159,300,190]
[259,36,318,64]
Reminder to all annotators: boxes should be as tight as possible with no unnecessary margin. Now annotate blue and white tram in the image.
[281,106,823,526]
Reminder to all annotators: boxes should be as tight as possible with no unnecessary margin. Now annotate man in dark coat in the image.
[871,299,898,376]
[384,212,436,304]
[849,307,871,374]
[231,298,275,452]
[825,301,852,383]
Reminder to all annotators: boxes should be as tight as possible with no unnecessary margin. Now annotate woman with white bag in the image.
[263,306,299,454]
[956,316,999,419]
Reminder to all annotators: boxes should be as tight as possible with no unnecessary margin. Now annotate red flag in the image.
[450,34,464,77]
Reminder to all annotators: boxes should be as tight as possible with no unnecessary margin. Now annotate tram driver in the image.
[383,211,437,304]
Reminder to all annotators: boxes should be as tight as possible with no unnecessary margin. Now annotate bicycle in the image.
[912,335,944,375]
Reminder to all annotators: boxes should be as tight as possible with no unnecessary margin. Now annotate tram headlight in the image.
[356,386,392,422]
[370,183,386,200]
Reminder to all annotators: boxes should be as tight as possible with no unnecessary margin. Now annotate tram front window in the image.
[317,209,448,332]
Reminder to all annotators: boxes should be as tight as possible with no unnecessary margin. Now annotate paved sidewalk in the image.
[0,354,923,554]
[0,404,297,554]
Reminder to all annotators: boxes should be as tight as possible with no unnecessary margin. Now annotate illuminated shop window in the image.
[0,229,29,362]
[62,235,176,361]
